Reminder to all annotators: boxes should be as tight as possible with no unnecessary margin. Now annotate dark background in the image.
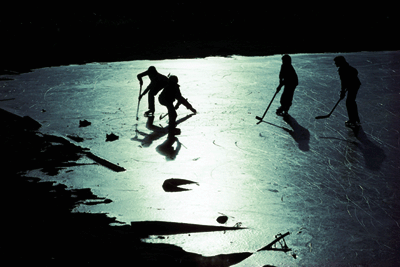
[1,3,398,72]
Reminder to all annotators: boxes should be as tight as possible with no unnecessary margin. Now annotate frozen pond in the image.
[1,51,399,266]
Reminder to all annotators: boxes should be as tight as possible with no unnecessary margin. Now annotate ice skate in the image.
[345,120,360,128]
[144,110,154,117]
[276,108,288,117]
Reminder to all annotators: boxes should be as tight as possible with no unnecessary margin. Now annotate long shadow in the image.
[351,126,386,171]
[283,115,310,151]
[260,115,310,151]
[319,126,386,171]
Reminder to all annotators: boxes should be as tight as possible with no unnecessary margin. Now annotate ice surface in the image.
[1,51,399,266]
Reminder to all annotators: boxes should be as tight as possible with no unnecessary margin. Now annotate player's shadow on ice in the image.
[320,126,386,171]
[131,117,167,147]
[283,115,310,151]
[262,115,310,151]
[352,126,386,171]
[156,137,182,160]
[131,114,193,159]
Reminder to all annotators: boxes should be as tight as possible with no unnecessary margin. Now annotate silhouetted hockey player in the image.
[158,75,197,138]
[334,56,361,127]
[137,66,169,117]
[276,54,298,117]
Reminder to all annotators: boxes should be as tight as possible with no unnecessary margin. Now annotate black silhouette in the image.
[106,133,119,142]
[137,66,169,117]
[158,75,197,138]
[276,54,298,117]
[334,56,361,127]
[79,119,91,127]
[162,178,199,192]
[257,232,291,252]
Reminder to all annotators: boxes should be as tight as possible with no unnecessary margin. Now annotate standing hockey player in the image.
[137,66,169,117]
[158,75,197,138]
[276,54,299,117]
[334,56,361,127]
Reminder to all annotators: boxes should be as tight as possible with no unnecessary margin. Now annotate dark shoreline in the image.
[1,109,251,266]
[2,39,398,76]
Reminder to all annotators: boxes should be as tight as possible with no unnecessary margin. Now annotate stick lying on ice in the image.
[58,135,126,172]
[257,232,291,252]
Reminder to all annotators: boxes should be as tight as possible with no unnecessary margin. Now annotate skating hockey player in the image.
[276,54,299,117]
[334,56,361,127]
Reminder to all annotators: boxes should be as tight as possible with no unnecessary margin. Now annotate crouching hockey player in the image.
[158,75,197,138]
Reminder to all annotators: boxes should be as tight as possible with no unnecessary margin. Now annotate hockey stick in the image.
[255,85,281,124]
[257,232,291,252]
[315,97,342,119]
[136,84,142,121]
[159,98,187,120]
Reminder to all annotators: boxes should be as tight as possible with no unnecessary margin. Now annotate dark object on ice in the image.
[315,98,342,119]
[216,215,228,224]
[67,135,84,142]
[130,221,245,236]
[257,232,291,252]
[334,56,361,125]
[256,85,281,124]
[276,55,298,116]
[162,178,198,192]
[106,133,119,142]
[79,119,91,127]
[85,151,126,172]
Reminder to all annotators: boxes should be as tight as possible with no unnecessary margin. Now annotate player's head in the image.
[169,75,179,85]
[148,66,157,74]
[282,54,292,64]
[334,56,347,67]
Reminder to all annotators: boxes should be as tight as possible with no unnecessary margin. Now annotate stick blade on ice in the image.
[315,115,330,119]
